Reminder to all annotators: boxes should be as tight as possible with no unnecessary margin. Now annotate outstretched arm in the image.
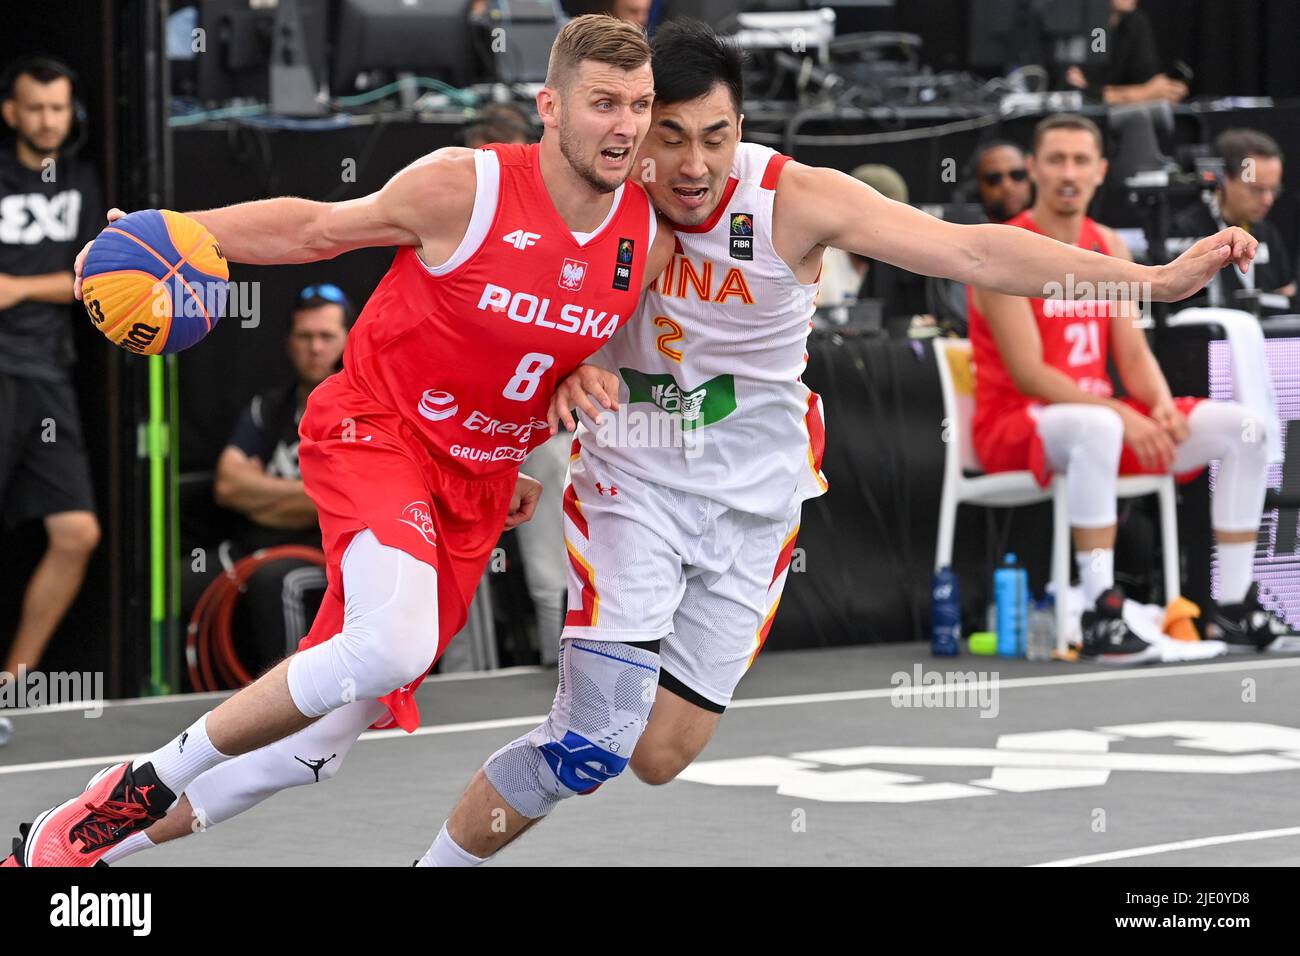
[74,147,477,298]
[773,161,1257,304]
[186,147,474,264]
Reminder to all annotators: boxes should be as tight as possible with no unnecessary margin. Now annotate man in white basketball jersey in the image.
[422,19,1256,866]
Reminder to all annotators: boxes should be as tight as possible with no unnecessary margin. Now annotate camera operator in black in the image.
[1171,129,1295,307]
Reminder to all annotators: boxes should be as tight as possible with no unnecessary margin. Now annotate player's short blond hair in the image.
[545,14,652,93]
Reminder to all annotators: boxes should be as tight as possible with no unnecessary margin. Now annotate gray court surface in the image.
[2,644,1299,866]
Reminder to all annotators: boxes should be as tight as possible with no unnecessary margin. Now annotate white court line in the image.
[0,665,546,717]
[9,654,1300,719]
[4,656,1300,779]
[0,714,552,778]
[727,655,1300,710]
[1031,826,1300,867]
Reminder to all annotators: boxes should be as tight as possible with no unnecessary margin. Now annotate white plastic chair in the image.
[933,338,1180,654]
[1167,307,1284,465]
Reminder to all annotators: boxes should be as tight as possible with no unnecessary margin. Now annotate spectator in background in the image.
[1171,128,1294,305]
[975,142,1033,224]
[817,164,910,313]
[463,102,536,148]
[925,142,1036,333]
[609,0,651,26]
[213,285,350,666]
[561,1,651,26]
[969,113,1296,660]
[1065,0,1187,104]
[0,56,103,681]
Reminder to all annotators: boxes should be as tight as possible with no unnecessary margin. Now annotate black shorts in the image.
[0,372,96,528]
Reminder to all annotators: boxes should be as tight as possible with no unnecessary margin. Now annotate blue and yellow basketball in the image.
[81,209,229,355]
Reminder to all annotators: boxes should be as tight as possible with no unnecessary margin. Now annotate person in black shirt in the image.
[213,285,351,668]
[1170,129,1295,307]
[216,286,351,551]
[0,57,103,680]
[1065,0,1187,105]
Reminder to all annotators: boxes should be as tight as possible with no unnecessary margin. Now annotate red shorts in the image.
[974,395,1206,487]
[295,374,516,732]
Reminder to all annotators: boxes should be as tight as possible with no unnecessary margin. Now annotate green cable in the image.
[168,354,182,694]
[167,77,479,126]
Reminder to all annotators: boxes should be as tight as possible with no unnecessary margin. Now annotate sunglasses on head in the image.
[299,283,348,305]
[981,169,1029,187]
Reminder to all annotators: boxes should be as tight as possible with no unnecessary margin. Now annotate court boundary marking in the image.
[4,656,1299,777]
[1031,825,1300,866]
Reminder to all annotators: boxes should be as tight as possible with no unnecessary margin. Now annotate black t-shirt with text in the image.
[0,146,103,380]
[226,382,321,552]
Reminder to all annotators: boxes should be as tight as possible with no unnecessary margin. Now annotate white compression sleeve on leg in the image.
[1171,401,1271,533]
[183,699,388,827]
[286,529,440,718]
[1035,404,1124,528]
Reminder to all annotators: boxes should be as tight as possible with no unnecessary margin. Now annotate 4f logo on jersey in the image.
[730,213,753,261]
[559,258,588,292]
[503,229,540,250]
[612,237,634,291]
[417,388,458,422]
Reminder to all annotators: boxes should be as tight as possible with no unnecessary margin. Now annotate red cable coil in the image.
[185,545,326,692]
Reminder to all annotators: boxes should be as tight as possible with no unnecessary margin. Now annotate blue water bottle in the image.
[995,553,1028,657]
[931,566,961,656]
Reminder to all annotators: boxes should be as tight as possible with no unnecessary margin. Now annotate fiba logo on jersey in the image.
[730,213,753,261]
[613,238,634,291]
[559,258,588,292]
[397,501,438,546]
[418,389,459,422]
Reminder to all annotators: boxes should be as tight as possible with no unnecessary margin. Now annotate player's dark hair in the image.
[650,18,745,115]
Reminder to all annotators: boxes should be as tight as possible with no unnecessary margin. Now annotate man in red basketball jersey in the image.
[4,14,675,867]
[970,114,1298,664]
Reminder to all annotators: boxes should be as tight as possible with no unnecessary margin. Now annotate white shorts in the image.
[562,439,802,711]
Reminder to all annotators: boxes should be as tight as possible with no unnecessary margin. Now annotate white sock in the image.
[1077,548,1114,605]
[100,830,155,865]
[417,822,486,867]
[134,713,230,796]
[1217,540,1256,604]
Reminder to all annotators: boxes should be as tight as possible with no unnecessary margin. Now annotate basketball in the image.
[81,209,229,355]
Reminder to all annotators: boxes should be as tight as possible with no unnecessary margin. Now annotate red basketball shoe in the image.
[15,762,175,867]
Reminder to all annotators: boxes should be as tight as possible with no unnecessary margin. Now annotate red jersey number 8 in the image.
[503,352,555,402]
